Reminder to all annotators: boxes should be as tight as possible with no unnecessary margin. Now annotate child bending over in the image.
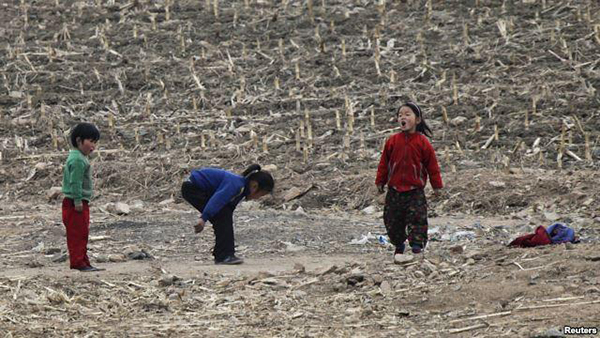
[182,164,274,265]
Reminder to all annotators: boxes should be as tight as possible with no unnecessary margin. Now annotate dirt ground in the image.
[1,0,600,337]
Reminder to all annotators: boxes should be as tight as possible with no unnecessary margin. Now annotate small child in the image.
[61,122,103,272]
[181,164,274,265]
[375,102,443,261]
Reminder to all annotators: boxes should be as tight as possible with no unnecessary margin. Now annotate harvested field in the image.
[1,0,599,336]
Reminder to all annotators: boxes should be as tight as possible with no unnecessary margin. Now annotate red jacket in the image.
[375,132,443,192]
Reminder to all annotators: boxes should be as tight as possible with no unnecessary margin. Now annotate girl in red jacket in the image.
[375,102,443,259]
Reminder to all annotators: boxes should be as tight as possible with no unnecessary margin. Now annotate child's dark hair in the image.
[242,164,274,193]
[70,122,100,147]
[401,102,433,138]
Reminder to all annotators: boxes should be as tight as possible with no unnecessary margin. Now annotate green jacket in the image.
[62,149,93,206]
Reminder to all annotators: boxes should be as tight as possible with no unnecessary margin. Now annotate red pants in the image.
[62,198,91,269]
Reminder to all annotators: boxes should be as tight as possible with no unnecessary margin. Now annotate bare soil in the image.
[1,0,599,337]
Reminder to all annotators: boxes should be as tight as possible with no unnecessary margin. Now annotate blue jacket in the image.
[189,168,249,222]
[545,222,575,244]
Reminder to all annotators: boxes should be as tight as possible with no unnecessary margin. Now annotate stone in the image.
[465,251,484,260]
[159,274,179,287]
[532,328,565,338]
[361,205,377,215]
[544,211,560,222]
[108,254,127,262]
[262,164,278,171]
[47,187,63,200]
[488,181,506,188]
[466,258,476,265]
[52,253,68,263]
[413,270,425,278]
[450,116,467,126]
[346,273,365,286]
[293,263,306,273]
[113,202,131,215]
[44,247,61,255]
[283,241,305,253]
[127,251,148,260]
[130,200,145,212]
[421,260,437,274]
[380,280,392,295]
[564,242,575,250]
[394,254,414,265]
[96,255,110,263]
[449,245,464,254]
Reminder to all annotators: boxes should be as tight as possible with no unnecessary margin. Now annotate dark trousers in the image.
[383,188,429,248]
[181,181,235,260]
[62,198,91,269]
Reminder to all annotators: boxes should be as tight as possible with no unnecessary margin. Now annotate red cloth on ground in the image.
[62,198,91,269]
[508,226,552,248]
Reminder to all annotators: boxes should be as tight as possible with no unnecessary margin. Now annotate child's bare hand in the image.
[377,185,385,194]
[75,204,83,212]
[194,219,205,234]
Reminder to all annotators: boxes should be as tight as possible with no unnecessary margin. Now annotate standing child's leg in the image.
[406,189,428,253]
[383,188,408,254]
[62,198,90,269]
[210,206,239,264]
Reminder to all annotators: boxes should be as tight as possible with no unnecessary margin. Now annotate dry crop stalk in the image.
[370,108,375,127]
[585,133,592,161]
[274,77,280,90]
[157,132,164,147]
[295,62,300,80]
[307,0,314,23]
[295,128,301,152]
[135,128,140,145]
[442,106,448,125]
[335,110,341,130]
[557,122,566,169]
[494,125,499,141]
[165,0,171,21]
[425,0,432,21]
[213,0,219,19]
[262,135,268,153]
[150,14,157,31]
[209,131,216,149]
[201,133,206,149]
[452,73,458,105]
[389,69,396,83]
[300,120,305,138]
[307,122,313,148]
[108,113,115,130]
[250,130,258,149]
[303,143,309,163]
[360,131,366,157]
[474,114,480,132]
[343,133,350,157]
[341,39,346,59]
[192,97,197,111]
[278,39,284,59]
[462,23,470,46]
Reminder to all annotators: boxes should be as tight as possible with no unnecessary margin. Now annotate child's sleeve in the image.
[68,158,86,206]
[201,181,243,222]
[423,138,443,189]
[375,137,393,186]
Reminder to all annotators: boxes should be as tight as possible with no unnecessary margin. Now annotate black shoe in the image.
[76,266,105,272]
[215,255,244,265]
